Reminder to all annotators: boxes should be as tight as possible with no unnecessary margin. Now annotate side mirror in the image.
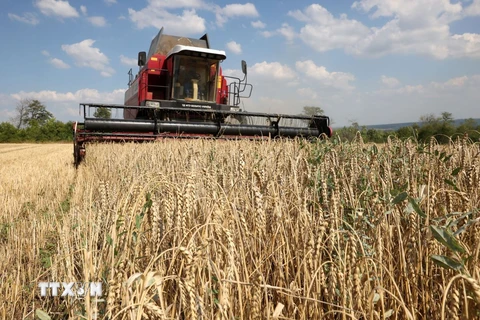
[241,60,247,75]
[138,51,146,67]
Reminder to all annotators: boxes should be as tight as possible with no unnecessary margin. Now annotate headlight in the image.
[146,101,160,108]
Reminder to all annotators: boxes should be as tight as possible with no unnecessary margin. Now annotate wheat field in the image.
[0,137,479,320]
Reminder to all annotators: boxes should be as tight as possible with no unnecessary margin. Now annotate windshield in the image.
[172,55,219,102]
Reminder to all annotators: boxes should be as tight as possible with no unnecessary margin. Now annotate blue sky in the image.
[1,0,479,126]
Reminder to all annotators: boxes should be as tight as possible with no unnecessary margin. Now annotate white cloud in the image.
[128,1,258,32]
[11,88,125,103]
[61,39,115,77]
[226,41,242,54]
[5,88,126,122]
[351,0,463,25]
[287,80,300,87]
[35,0,79,19]
[277,23,296,43]
[402,85,424,94]
[465,0,480,16]
[222,68,243,79]
[449,33,480,58]
[295,60,355,90]
[375,83,424,95]
[120,55,137,66]
[41,50,50,57]
[373,75,479,102]
[431,76,469,89]
[215,3,259,26]
[143,0,205,9]
[289,4,370,52]
[222,3,258,17]
[104,0,117,5]
[287,2,480,59]
[0,94,17,122]
[8,12,40,25]
[250,61,296,80]
[296,88,318,99]
[259,23,298,42]
[260,31,274,38]
[80,5,87,15]
[444,76,468,87]
[128,3,205,35]
[381,75,400,88]
[251,20,266,29]
[87,16,107,27]
[351,19,454,59]
[49,58,70,69]
[1,109,16,121]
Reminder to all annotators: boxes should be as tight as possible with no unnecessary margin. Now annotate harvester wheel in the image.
[74,144,80,167]
[73,143,85,167]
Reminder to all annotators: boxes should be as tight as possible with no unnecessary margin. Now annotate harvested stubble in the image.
[0,137,479,319]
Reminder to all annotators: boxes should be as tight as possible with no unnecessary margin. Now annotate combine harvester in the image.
[73,28,332,166]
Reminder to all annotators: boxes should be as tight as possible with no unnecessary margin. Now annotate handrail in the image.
[223,75,253,106]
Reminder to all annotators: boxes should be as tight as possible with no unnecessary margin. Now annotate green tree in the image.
[456,118,480,141]
[419,113,438,124]
[366,128,384,143]
[441,112,454,124]
[301,106,324,117]
[0,122,19,142]
[396,126,416,140]
[417,112,457,143]
[94,107,112,118]
[23,99,54,126]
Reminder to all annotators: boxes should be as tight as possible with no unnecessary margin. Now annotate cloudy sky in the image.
[1,0,479,127]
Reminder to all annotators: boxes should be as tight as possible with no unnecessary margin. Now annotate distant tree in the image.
[456,118,478,136]
[333,120,364,142]
[451,118,479,141]
[10,99,30,129]
[418,112,456,143]
[419,113,438,123]
[396,126,417,140]
[350,121,360,131]
[301,106,324,117]
[441,112,454,124]
[94,107,111,119]
[0,122,19,142]
[366,128,385,143]
[22,99,54,126]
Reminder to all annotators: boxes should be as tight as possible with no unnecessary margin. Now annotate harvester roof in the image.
[166,45,226,60]
[147,27,214,59]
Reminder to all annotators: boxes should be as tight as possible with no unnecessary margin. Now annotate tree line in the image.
[334,112,480,144]
[301,106,480,144]
[0,99,110,143]
[0,102,478,143]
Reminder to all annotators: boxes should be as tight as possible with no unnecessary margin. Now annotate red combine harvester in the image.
[73,28,332,166]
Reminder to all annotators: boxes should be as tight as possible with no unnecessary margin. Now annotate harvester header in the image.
[72,27,332,166]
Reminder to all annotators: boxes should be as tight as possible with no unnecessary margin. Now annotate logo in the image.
[38,282,102,298]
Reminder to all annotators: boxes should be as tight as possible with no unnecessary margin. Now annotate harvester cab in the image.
[72,27,332,167]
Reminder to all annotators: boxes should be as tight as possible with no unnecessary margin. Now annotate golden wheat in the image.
[0,138,479,319]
